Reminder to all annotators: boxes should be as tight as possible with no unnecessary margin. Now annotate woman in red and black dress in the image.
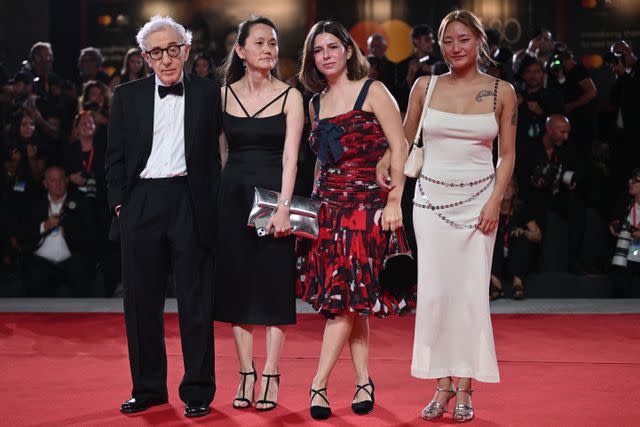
[296,21,413,420]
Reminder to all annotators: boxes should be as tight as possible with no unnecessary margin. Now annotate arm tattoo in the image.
[475,89,493,102]
[511,103,518,126]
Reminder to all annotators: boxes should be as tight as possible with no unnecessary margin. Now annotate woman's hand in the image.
[266,207,292,238]
[477,197,500,234]
[381,201,402,231]
[376,156,395,191]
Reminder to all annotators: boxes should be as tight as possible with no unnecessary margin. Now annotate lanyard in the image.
[82,147,94,174]
[633,205,639,228]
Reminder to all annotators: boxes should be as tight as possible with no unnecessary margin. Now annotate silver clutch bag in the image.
[247,187,322,239]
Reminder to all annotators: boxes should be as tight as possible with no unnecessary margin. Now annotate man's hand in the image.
[44,214,61,231]
[526,101,543,116]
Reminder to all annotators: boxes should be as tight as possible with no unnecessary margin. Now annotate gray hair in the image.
[79,47,104,66]
[30,41,52,60]
[136,15,193,52]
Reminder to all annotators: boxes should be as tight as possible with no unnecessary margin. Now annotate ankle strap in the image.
[456,388,474,395]
[310,387,330,405]
[262,373,281,378]
[436,385,455,393]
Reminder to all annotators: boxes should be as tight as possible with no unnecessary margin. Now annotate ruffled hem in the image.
[296,204,416,318]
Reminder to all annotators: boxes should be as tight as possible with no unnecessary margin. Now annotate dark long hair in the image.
[119,48,145,82]
[218,16,281,86]
[299,21,370,93]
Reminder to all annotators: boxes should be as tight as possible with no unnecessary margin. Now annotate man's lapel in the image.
[137,76,155,162]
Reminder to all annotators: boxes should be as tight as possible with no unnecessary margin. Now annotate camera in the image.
[531,162,576,194]
[612,220,637,267]
[547,53,563,73]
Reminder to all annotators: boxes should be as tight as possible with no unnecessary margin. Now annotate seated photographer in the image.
[525,114,586,273]
[608,168,640,297]
[491,176,542,300]
[21,166,96,297]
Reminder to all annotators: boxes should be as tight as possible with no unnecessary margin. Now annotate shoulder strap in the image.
[223,85,228,112]
[227,85,251,117]
[311,93,320,121]
[413,76,437,146]
[492,78,499,112]
[353,79,374,111]
[280,87,291,113]
[252,87,290,118]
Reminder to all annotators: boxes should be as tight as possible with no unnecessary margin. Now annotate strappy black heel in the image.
[351,377,375,415]
[309,387,331,420]
[255,373,281,412]
[232,361,256,409]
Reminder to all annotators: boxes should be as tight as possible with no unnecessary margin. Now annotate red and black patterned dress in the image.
[296,79,416,318]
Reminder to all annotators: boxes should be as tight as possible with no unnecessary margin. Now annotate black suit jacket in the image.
[21,190,96,255]
[106,74,221,247]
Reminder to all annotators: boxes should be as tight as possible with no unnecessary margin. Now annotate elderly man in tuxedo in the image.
[106,16,221,417]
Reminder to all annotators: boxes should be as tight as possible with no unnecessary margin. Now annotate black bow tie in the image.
[158,82,184,99]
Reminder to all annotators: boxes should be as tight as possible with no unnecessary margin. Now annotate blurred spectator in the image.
[65,111,103,200]
[491,176,542,300]
[4,111,46,185]
[191,52,215,79]
[608,168,640,297]
[366,33,397,98]
[515,56,564,191]
[77,47,110,88]
[608,40,640,186]
[512,28,555,77]
[78,80,110,130]
[548,49,598,160]
[109,48,146,91]
[396,24,436,111]
[21,166,96,296]
[26,42,60,103]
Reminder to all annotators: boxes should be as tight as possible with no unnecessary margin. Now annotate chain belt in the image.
[414,172,495,229]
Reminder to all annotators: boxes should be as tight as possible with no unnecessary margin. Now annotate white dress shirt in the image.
[139,73,187,178]
[35,193,72,263]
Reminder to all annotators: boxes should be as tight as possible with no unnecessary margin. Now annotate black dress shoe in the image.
[120,397,168,413]
[351,377,375,415]
[185,401,211,418]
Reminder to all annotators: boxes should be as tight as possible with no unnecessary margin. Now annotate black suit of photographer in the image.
[21,190,96,296]
[526,141,586,273]
[610,60,640,179]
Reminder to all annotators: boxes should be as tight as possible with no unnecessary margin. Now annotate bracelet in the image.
[279,198,290,208]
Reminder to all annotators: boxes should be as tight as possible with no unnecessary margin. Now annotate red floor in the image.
[1,313,639,426]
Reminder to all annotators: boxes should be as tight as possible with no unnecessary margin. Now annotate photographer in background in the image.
[20,165,96,296]
[609,168,640,297]
[77,47,110,88]
[608,40,640,187]
[526,115,586,273]
[395,24,437,112]
[548,48,598,161]
[366,33,397,99]
[515,55,564,194]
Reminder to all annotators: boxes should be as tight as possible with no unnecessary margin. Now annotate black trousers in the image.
[120,177,215,404]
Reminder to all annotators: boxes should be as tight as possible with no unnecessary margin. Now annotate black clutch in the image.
[247,187,322,239]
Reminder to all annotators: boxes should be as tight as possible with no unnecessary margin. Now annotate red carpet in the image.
[1,313,639,426]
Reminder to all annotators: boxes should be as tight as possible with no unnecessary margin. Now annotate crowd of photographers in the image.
[0,26,639,297]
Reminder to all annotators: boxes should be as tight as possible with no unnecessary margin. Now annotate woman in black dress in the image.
[213,16,304,411]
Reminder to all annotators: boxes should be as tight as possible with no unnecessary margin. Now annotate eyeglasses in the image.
[146,44,184,61]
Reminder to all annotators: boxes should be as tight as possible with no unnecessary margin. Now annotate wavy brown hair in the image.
[298,21,370,93]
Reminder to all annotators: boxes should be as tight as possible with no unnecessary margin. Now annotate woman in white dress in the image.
[404,10,516,422]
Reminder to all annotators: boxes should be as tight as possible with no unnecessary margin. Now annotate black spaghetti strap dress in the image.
[213,85,297,326]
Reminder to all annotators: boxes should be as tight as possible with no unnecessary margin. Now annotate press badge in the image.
[13,181,26,192]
